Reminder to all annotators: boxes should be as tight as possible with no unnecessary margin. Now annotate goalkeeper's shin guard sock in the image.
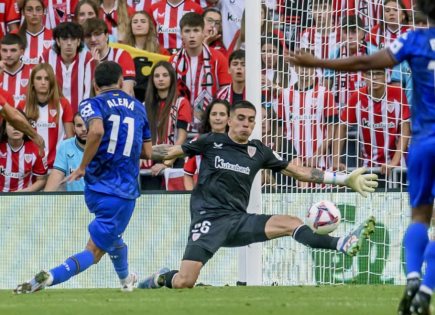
[292,225,338,250]
[404,222,428,278]
[109,244,129,280]
[50,250,95,286]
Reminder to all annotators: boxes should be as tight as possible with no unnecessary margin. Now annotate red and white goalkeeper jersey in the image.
[99,3,135,41]
[280,85,337,161]
[150,0,203,53]
[43,0,77,29]
[0,0,20,38]
[101,47,136,80]
[23,27,53,65]
[17,97,73,169]
[368,24,411,48]
[300,27,341,59]
[42,49,94,114]
[127,0,158,12]
[0,63,32,107]
[0,141,47,192]
[341,86,411,166]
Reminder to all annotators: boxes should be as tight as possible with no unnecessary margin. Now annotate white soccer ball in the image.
[306,200,341,235]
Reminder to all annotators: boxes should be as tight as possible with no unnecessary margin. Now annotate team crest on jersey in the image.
[24,154,33,164]
[21,79,28,87]
[43,41,52,49]
[247,146,256,158]
[192,233,201,241]
[387,102,395,113]
[49,109,57,117]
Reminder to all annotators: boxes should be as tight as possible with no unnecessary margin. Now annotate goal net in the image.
[256,0,421,285]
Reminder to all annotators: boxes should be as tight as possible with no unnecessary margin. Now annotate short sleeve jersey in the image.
[79,89,151,199]
[182,133,288,213]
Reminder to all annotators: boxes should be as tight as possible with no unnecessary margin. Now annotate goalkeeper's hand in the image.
[344,167,378,197]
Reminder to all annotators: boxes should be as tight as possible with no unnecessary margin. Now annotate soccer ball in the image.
[306,200,341,235]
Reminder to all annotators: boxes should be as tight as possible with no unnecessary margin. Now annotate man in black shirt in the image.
[142,101,378,289]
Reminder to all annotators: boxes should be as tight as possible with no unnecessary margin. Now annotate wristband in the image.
[323,171,347,185]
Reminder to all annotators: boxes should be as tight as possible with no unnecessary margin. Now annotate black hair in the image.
[341,15,364,30]
[53,22,84,54]
[0,109,30,142]
[202,7,222,18]
[94,61,123,88]
[417,0,435,22]
[180,12,204,30]
[82,18,108,37]
[229,49,245,65]
[231,100,257,114]
[200,99,231,133]
[0,33,26,49]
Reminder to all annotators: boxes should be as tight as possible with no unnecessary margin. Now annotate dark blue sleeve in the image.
[79,98,103,127]
[141,105,151,142]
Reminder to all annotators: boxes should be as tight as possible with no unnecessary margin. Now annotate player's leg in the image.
[264,214,375,256]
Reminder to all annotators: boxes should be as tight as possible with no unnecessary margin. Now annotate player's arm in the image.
[289,49,397,72]
[141,140,152,159]
[68,118,104,182]
[151,144,185,161]
[44,169,66,191]
[1,103,45,156]
[281,164,378,197]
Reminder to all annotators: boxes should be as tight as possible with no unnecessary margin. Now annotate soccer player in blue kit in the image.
[290,1,435,313]
[14,61,152,293]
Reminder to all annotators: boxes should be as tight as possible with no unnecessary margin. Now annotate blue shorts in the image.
[85,188,136,253]
[407,138,435,208]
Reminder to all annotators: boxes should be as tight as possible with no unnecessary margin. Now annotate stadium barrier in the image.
[1,192,408,289]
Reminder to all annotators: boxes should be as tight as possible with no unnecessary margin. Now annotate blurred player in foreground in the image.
[140,100,377,290]
[289,1,435,313]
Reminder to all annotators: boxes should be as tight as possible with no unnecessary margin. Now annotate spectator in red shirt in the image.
[83,18,136,96]
[202,7,228,58]
[170,12,231,132]
[18,63,74,169]
[74,0,99,26]
[0,115,48,192]
[99,0,135,43]
[0,0,20,38]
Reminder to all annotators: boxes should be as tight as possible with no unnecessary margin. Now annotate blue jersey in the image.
[53,137,85,191]
[389,28,435,140]
[79,90,151,199]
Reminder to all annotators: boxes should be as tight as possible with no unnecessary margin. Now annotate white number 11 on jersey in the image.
[108,114,135,157]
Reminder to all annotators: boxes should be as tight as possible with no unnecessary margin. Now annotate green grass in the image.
[0,286,413,315]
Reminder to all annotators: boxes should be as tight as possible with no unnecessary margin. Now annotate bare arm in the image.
[289,49,397,72]
[281,164,325,183]
[183,174,195,191]
[44,169,66,191]
[20,175,47,192]
[141,141,152,159]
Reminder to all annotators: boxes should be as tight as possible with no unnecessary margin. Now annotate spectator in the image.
[126,0,158,12]
[74,0,99,25]
[41,22,94,114]
[183,99,230,190]
[0,113,48,192]
[170,12,231,132]
[202,7,228,57]
[261,4,286,52]
[83,18,136,96]
[0,0,20,38]
[280,64,337,169]
[44,112,86,191]
[44,0,78,30]
[217,49,245,104]
[99,0,135,43]
[217,0,244,50]
[17,63,74,169]
[413,10,429,28]
[227,9,244,55]
[150,0,203,54]
[19,0,53,66]
[325,15,378,110]
[0,34,33,106]
[335,70,411,182]
[142,60,192,189]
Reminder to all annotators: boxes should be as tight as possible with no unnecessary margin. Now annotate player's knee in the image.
[174,274,196,289]
[85,242,105,264]
[412,206,433,224]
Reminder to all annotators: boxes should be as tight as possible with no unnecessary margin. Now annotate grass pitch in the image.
[0,285,412,315]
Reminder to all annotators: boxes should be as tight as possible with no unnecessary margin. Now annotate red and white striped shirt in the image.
[127,0,158,12]
[43,0,78,29]
[23,27,53,66]
[281,85,337,162]
[18,97,73,168]
[99,3,135,42]
[0,0,20,38]
[341,85,411,166]
[42,49,94,114]
[300,27,341,59]
[101,47,136,80]
[192,0,216,8]
[0,141,47,192]
[150,0,203,53]
[368,24,411,49]
[216,84,245,104]
[0,63,33,107]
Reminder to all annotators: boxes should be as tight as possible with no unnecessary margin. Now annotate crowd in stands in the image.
[0,0,425,192]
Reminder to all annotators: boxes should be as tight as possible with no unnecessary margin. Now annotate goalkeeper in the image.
[141,101,378,289]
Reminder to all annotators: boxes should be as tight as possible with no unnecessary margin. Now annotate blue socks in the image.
[109,244,129,280]
[50,250,95,286]
[404,222,429,277]
[422,241,435,291]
